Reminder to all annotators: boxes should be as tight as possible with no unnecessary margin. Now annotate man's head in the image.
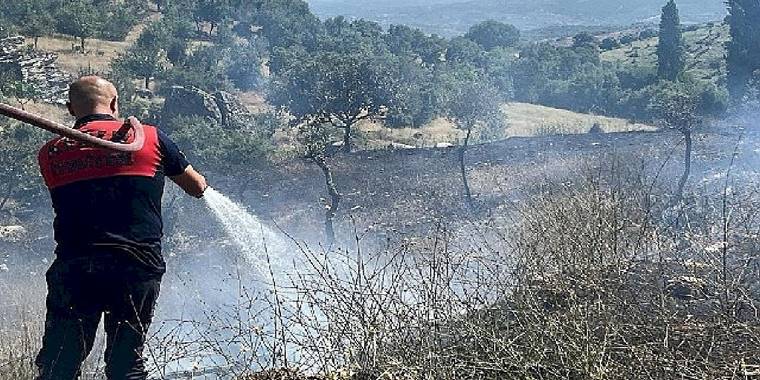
[67,76,119,120]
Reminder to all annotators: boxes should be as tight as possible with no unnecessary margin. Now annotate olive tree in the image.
[442,72,507,207]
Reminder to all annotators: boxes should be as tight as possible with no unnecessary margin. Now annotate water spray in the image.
[0,102,145,152]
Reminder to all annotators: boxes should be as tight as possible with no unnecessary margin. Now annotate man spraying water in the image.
[34,76,208,380]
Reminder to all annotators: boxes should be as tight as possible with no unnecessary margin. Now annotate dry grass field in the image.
[356,102,657,149]
[22,12,158,76]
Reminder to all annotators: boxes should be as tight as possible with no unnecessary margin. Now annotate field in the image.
[356,102,656,149]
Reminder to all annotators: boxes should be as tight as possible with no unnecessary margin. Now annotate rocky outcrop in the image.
[213,90,254,128]
[161,86,223,124]
[161,86,255,129]
[0,36,72,104]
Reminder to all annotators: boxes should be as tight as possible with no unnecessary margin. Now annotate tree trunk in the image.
[144,76,150,90]
[313,156,341,247]
[676,129,692,200]
[34,36,39,50]
[341,125,352,153]
[80,37,86,52]
[459,126,473,208]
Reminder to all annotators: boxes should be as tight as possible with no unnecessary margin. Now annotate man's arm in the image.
[157,128,208,198]
[170,165,208,198]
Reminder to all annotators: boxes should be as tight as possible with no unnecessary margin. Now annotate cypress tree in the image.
[657,0,685,81]
[726,0,760,102]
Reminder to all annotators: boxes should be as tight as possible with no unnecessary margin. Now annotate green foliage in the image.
[600,37,620,51]
[464,20,520,51]
[167,114,277,172]
[0,122,47,212]
[572,32,597,48]
[381,57,437,128]
[56,0,102,50]
[446,37,484,65]
[483,47,516,98]
[385,24,446,65]
[224,40,267,91]
[250,0,322,51]
[112,49,168,90]
[652,81,700,131]
[268,50,385,126]
[98,2,147,41]
[320,17,388,57]
[438,66,506,138]
[726,0,760,102]
[657,0,685,81]
[18,1,55,45]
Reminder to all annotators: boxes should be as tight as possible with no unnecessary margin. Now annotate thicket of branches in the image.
[123,157,760,378]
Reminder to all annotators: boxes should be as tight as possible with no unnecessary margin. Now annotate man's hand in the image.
[170,165,208,198]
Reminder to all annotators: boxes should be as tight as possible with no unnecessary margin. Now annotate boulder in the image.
[162,86,256,129]
[161,86,223,124]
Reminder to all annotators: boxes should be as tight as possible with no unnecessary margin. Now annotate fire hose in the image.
[0,102,145,152]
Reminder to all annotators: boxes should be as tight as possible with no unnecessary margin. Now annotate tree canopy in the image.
[657,0,685,81]
[465,20,520,50]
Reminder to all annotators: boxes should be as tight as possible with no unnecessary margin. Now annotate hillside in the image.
[307,0,727,36]
[601,22,729,85]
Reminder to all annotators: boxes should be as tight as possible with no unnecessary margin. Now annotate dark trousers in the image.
[35,255,162,380]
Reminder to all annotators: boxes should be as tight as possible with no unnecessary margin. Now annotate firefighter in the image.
[35,76,207,380]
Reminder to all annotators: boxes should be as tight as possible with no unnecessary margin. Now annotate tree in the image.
[446,37,484,65]
[380,56,437,128]
[268,50,385,153]
[572,32,597,48]
[250,0,322,51]
[655,84,700,200]
[113,49,167,90]
[600,37,620,51]
[56,0,100,51]
[465,20,520,51]
[442,74,507,207]
[297,121,341,246]
[193,0,232,35]
[112,22,172,89]
[19,1,55,49]
[386,24,446,64]
[726,0,760,102]
[657,0,685,81]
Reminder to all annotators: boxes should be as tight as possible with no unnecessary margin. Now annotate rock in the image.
[161,86,223,125]
[0,36,72,105]
[212,90,253,128]
[162,86,257,129]
[0,225,26,242]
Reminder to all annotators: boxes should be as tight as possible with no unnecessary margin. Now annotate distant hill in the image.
[307,0,727,36]
[601,22,729,85]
